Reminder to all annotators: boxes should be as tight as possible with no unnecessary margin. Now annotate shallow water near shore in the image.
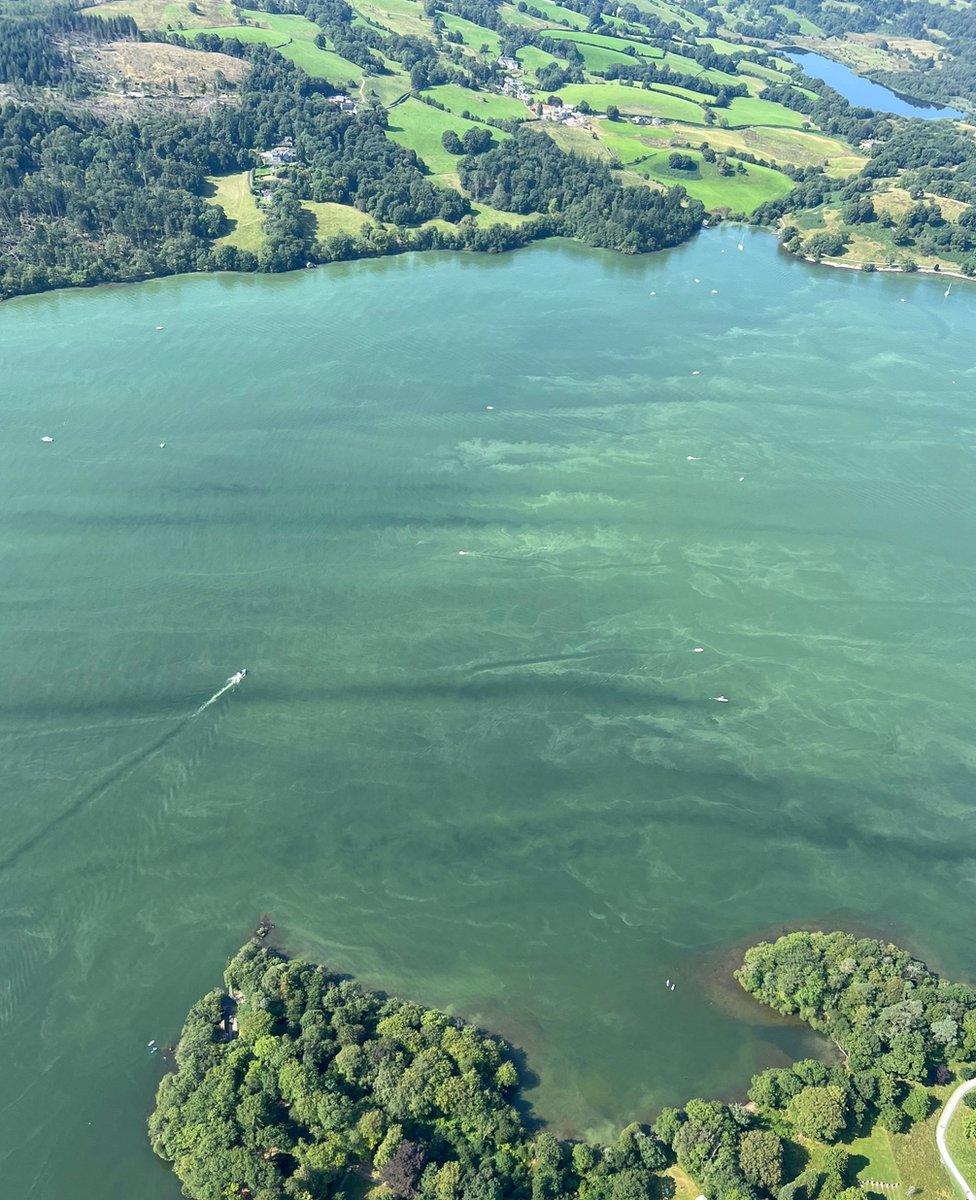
[2,229,976,1198]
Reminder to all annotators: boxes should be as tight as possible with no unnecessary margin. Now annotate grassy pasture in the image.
[773,3,822,34]
[945,1105,976,1198]
[724,95,810,128]
[524,0,589,28]
[668,122,863,172]
[592,118,670,162]
[629,146,793,211]
[543,26,663,58]
[425,84,527,121]
[558,81,705,122]
[498,4,548,29]
[386,98,504,175]
[304,201,375,240]
[362,69,412,105]
[541,121,616,160]
[88,0,235,29]
[515,45,563,81]
[206,172,264,252]
[347,0,432,37]
[189,23,365,83]
[440,13,502,53]
[627,0,705,29]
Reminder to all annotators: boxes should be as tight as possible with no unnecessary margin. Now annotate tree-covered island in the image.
[150,931,976,1200]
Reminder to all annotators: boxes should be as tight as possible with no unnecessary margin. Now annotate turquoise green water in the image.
[1,231,975,1198]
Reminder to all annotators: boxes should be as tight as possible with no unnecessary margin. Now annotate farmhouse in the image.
[326,93,358,112]
[257,144,296,166]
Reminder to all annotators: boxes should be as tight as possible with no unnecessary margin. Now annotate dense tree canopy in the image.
[151,932,976,1200]
[736,931,976,1081]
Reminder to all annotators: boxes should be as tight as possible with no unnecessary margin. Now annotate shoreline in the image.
[2,224,973,309]
[796,250,974,283]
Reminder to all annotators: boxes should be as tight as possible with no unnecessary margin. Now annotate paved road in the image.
[937,1078,976,1200]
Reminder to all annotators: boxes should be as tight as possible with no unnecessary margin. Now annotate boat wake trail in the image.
[0,670,247,874]
[193,670,246,716]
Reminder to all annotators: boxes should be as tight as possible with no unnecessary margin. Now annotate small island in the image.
[150,931,976,1200]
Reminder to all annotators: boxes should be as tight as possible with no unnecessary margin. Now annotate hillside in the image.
[1,0,976,296]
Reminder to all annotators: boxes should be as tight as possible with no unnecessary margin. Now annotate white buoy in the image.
[41,435,54,443]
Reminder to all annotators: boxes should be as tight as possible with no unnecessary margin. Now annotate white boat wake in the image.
[0,669,248,872]
[193,669,247,716]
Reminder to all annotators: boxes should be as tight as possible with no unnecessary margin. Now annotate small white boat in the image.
[693,647,704,653]
[737,242,744,251]
[944,284,951,297]
[41,435,54,443]
[485,405,494,411]
[692,370,701,376]
[458,550,469,556]
[231,668,247,685]
[686,455,700,461]
[712,695,730,703]
[159,441,166,448]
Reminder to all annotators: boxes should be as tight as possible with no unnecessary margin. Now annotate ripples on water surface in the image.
[1,229,975,1198]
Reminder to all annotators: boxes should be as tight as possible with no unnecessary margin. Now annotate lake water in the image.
[788,50,967,120]
[2,231,976,1199]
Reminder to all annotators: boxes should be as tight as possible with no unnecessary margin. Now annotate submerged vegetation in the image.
[150,931,976,1200]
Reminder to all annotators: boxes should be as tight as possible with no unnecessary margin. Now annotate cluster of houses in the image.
[492,56,587,125]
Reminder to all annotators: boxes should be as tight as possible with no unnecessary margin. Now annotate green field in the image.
[558,82,705,123]
[945,1105,976,1198]
[724,94,811,128]
[629,146,794,211]
[205,171,264,252]
[543,26,663,59]
[515,45,562,81]
[304,201,376,240]
[425,83,528,121]
[592,118,670,162]
[88,0,235,29]
[627,0,706,29]
[188,19,365,84]
[347,0,431,37]
[386,98,504,175]
[440,12,502,53]
[666,122,863,172]
[498,3,548,29]
[523,0,589,27]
